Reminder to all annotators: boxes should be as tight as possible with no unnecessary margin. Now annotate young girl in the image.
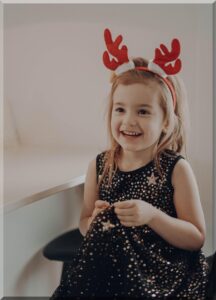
[51,29,210,299]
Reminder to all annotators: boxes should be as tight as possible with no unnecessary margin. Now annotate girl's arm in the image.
[148,159,206,251]
[79,158,98,236]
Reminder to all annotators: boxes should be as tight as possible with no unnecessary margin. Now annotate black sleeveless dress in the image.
[50,150,210,299]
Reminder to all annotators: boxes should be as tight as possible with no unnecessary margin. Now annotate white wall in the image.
[4,3,214,296]
[4,5,213,151]
[4,185,83,297]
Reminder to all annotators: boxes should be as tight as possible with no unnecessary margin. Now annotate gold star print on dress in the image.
[147,172,158,185]
[102,220,115,231]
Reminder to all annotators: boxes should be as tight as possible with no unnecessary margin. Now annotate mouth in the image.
[120,130,143,138]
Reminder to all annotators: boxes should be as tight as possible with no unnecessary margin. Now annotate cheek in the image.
[111,115,120,132]
[144,121,160,136]
[142,121,152,132]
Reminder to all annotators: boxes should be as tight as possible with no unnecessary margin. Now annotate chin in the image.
[120,144,144,152]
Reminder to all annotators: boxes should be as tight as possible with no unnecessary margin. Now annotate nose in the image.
[123,111,137,128]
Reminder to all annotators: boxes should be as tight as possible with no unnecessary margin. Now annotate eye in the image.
[114,107,124,113]
[138,109,150,115]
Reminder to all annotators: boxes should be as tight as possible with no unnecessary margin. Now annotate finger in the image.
[114,201,134,209]
[95,200,106,206]
[92,208,103,218]
[117,215,135,222]
[114,207,134,216]
[95,200,110,208]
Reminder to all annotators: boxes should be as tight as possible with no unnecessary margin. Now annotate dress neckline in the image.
[117,158,154,174]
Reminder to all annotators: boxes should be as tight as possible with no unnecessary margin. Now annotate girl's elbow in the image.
[190,232,205,251]
[198,227,206,247]
[192,224,206,250]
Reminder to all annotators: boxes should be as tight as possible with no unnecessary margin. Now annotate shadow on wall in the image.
[12,184,84,297]
[14,249,63,297]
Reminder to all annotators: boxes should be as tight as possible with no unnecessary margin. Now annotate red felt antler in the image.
[103,28,129,71]
[153,39,182,75]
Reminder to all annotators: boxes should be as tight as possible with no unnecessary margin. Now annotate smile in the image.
[121,130,142,137]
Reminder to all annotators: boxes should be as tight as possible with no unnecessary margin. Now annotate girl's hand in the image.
[92,200,110,219]
[88,200,110,228]
[114,199,157,227]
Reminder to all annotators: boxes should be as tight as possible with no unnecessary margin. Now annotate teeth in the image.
[123,130,141,136]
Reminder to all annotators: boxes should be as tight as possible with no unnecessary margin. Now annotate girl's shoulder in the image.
[170,153,195,189]
[161,149,186,183]
[162,150,198,192]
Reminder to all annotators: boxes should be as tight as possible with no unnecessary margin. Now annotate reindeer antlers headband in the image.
[102,28,182,109]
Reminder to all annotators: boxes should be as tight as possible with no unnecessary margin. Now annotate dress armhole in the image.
[167,155,185,188]
[96,151,106,184]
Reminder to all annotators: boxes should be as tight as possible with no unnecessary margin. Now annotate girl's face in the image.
[111,83,166,155]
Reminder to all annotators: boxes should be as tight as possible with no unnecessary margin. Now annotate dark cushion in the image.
[43,228,83,262]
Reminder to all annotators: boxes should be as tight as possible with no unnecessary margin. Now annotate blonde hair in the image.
[97,57,189,192]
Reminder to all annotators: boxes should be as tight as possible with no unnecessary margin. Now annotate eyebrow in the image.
[113,102,152,108]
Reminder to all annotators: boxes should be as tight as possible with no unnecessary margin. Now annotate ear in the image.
[162,128,167,134]
[162,120,169,133]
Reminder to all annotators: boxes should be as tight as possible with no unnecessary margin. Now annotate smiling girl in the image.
[50,29,209,299]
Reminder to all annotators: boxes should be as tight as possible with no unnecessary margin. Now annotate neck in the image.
[118,145,157,170]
